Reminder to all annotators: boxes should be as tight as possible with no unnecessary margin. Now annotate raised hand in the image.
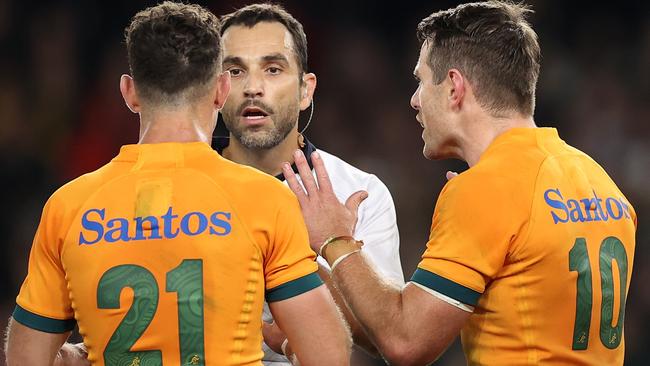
[282,150,368,253]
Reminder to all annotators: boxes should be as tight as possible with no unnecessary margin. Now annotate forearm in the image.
[317,263,380,357]
[330,253,409,357]
[331,253,471,365]
[5,318,71,366]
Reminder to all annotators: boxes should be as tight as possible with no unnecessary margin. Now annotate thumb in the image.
[345,190,368,213]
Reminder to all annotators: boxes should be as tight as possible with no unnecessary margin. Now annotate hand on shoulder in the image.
[283,150,368,253]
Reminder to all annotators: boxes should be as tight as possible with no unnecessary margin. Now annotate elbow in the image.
[380,344,416,366]
[379,338,443,366]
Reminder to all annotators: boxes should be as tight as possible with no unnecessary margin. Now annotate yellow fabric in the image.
[417,128,636,365]
[16,142,318,365]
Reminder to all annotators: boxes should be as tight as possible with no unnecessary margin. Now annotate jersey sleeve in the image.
[14,195,76,333]
[410,174,520,307]
[263,192,322,303]
[354,175,404,284]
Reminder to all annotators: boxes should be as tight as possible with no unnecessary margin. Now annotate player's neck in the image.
[223,129,301,177]
[462,114,536,167]
[138,107,215,145]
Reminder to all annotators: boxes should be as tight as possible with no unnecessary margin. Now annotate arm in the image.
[262,262,377,361]
[5,317,71,366]
[265,173,400,358]
[340,168,467,361]
[329,254,470,365]
[10,195,83,365]
[268,284,352,366]
[282,150,471,365]
[316,263,380,357]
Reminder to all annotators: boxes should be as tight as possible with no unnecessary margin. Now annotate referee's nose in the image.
[244,71,264,98]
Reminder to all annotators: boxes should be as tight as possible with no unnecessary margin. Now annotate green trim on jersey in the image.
[12,305,76,333]
[266,272,323,302]
[411,268,482,306]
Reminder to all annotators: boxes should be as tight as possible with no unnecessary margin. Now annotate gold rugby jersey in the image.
[412,128,636,365]
[15,142,321,366]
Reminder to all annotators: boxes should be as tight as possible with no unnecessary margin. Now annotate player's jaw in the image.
[417,109,458,160]
[414,89,460,160]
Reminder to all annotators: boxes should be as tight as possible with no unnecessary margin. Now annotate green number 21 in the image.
[569,237,628,351]
[97,259,205,366]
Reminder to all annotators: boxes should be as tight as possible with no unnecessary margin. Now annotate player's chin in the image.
[422,144,438,160]
[423,145,449,161]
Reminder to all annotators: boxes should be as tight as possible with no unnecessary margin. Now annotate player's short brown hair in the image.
[417,1,540,116]
[220,3,308,74]
[125,1,221,105]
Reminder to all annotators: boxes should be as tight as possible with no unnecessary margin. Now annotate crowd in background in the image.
[0,0,648,364]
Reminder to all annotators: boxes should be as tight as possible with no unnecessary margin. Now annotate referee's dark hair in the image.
[125,1,222,105]
[417,1,541,116]
[220,4,308,76]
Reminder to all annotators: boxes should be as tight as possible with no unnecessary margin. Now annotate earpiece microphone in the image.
[300,99,314,134]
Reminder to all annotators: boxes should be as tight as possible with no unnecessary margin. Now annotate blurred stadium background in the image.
[1,0,648,365]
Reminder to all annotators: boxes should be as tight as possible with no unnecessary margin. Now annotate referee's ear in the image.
[299,73,316,111]
[119,74,140,113]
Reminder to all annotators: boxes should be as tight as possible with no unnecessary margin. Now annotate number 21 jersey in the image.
[14,142,321,365]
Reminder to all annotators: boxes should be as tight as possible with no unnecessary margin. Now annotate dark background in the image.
[0,0,648,364]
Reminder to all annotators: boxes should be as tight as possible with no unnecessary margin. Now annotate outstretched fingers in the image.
[294,150,319,198]
[311,151,334,194]
[283,162,307,204]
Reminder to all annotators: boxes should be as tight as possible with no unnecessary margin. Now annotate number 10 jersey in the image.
[411,128,636,365]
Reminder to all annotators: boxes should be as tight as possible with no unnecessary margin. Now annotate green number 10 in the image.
[97,259,205,365]
[569,237,628,350]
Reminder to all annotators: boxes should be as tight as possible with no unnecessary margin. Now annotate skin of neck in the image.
[445,86,537,167]
[119,71,230,146]
[458,105,537,167]
[138,100,217,145]
[223,126,301,177]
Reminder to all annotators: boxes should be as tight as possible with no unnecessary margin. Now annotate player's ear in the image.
[299,72,316,111]
[119,74,140,113]
[214,70,231,110]
[447,68,465,112]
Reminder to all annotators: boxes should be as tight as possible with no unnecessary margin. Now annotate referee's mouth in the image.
[241,107,270,126]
